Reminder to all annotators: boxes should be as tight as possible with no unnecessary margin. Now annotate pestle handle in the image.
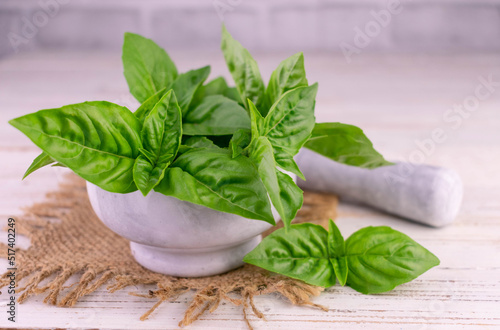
[295,148,463,227]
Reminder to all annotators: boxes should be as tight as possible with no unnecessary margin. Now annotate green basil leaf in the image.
[155,148,274,223]
[138,147,157,164]
[345,226,440,294]
[191,77,243,109]
[305,122,393,168]
[328,220,348,286]
[249,135,303,230]
[263,84,317,178]
[229,129,251,158]
[23,152,55,179]
[249,136,288,226]
[273,150,305,181]
[51,163,67,168]
[183,95,250,136]
[204,135,233,148]
[265,52,308,114]
[204,77,242,104]
[248,101,303,228]
[133,90,182,196]
[10,101,142,193]
[243,223,336,287]
[171,66,211,115]
[248,99,264,139]
[225,87,243,104]
[179,136,219,154]
[275,170,303,227]
[122,33,177,103]
[203,76,229,96]
[134,87,167,123]
[328,219,345,256]
[221,26,265,112]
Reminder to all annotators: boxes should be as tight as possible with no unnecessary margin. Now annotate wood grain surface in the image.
[0,51,499,329]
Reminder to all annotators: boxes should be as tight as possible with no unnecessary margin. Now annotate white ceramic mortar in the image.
[86,179,290,277]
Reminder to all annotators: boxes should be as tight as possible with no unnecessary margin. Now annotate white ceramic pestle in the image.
[295,148,463,227]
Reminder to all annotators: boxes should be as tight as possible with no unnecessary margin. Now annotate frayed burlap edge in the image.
[0,174,337,329]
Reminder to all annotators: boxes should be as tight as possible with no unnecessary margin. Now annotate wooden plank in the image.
[0,51,499,329]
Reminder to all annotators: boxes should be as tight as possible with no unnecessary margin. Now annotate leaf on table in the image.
[328,220,348,286]
[345,226,440,294]
[243,223,336,287]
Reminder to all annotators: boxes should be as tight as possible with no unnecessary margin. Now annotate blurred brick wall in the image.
[1,0,500,58]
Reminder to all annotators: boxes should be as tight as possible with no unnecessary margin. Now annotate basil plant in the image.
[10,27,439,293]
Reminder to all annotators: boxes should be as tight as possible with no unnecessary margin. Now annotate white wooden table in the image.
[0,51,499,329]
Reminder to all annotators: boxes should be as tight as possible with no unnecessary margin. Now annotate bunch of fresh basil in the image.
[9,26,439,293]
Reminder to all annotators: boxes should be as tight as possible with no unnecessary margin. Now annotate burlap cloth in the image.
[0,174,338,329]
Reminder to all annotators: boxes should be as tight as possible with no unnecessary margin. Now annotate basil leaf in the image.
[171,66,211,115]
[191,77,243,109]
[275,170,303,227]
[134,87,167,123]
[328,220,348,286]
[133,90,182,196]
[305,122,393,169]
[273,153,304,181]
[155,148,274,223]
[204,135,233,148]
[183,95,250,136]
[51,163,66,168]
[265,52,308,114]
[179,136,219,154]
[262,84,317,179]
[203,77,243,104]
[248,101,303,229]
[203,76,228,96]
[248,99,264,138]
[225,87,243,104]
[243,223,336,287]
[23,152,55,179]
[345,226,440,294]
[229,129,251,158]
[246,221,439,291]
[248,136,303,230]
[10,102,142,193]
[221,26,265,112]
[249,136,288,225]
[122,33,177,103]
[138,148,156,164]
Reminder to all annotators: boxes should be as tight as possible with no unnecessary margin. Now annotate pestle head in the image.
[379,163,463,227]
[296,148,463,227]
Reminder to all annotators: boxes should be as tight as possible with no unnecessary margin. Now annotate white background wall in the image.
[1,0,500,59]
